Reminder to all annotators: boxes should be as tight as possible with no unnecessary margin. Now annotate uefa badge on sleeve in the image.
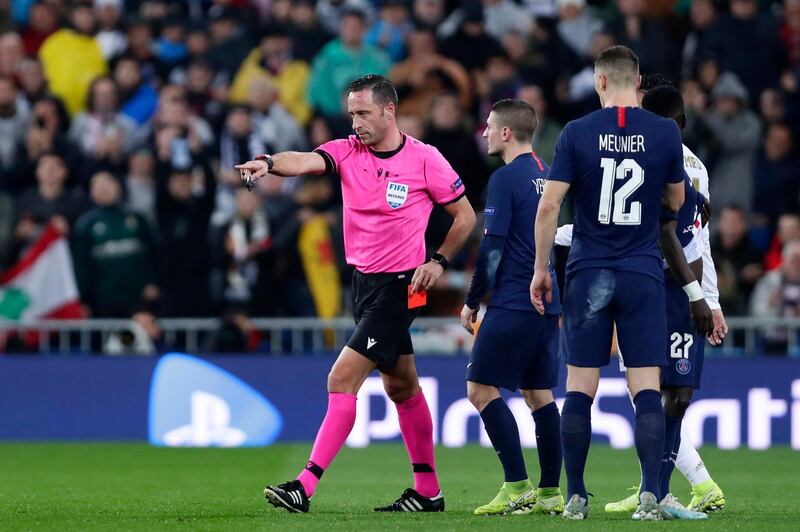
[386,182,409,209]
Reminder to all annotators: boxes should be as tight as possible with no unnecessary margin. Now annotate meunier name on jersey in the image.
[599,134,645,153]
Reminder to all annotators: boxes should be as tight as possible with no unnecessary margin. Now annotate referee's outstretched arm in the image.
[235,151,328,181]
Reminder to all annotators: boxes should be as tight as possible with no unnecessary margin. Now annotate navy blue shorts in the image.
[563,268,667,368]
[466,308,560,391]
[661,272,705,388]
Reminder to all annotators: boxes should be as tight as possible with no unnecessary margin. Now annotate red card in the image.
[408,287,427,309]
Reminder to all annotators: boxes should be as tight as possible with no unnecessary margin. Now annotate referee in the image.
[236,75,476,514]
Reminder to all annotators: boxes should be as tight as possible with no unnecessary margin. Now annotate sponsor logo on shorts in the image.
[386,182,408,209]
[676,358,691,375]
[367,337,377,350]
[484,207,495,215]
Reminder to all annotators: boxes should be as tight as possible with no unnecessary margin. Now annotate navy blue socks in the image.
[561,391,593,499]
[633,389,666,498]
[659,413,683,499]
[533,401,562,488]
[480,398,527,482]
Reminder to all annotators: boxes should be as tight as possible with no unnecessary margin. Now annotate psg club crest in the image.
[676,358,691,375]
[386,182,409,209]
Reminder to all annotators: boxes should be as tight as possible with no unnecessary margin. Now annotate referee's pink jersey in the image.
[315,134,466,274]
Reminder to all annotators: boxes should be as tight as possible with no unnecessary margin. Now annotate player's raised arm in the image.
[235,151,328,183]
[531,180,570,314]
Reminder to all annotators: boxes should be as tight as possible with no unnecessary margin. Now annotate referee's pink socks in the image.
[297,392,357,497]
[396,390,440,498]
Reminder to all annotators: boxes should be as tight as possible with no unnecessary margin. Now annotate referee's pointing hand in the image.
[411,260,444,294]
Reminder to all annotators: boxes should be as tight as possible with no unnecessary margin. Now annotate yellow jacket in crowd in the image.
[39,29,107,117]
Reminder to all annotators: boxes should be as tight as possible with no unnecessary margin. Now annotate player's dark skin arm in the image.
[412,195,476,293]
[658,219,713,335]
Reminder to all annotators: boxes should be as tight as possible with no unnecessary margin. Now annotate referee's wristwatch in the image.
[429,252,449,270]
[255,154,274,172]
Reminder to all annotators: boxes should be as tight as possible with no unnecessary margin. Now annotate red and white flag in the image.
[0,224,84,321]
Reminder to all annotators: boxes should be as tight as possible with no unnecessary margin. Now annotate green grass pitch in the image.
[1,443,797,530]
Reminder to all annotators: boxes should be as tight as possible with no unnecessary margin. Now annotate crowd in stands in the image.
[0,0,799,349]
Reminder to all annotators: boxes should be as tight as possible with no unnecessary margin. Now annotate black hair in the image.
[641,73,674,92]
[346,74,398,107]
[642,85,686,130]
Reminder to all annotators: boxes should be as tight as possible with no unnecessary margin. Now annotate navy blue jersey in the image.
[483,152,561,314]
[548,107,685,282]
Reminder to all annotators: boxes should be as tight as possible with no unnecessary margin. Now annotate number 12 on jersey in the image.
[598,157,644,226]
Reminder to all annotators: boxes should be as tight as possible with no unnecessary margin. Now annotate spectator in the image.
[12,152,88,261]
[760,88,788,127]
[213,104,266,226]
[230,26,312,125]
[764,213,800,271]
[124,148,157,224]
[259,175,333,317]
[211,187,271,312]
[706,0,787,102]
[475,51,521,108]
[113,55,158,127]
[16,58,48,104]
[750,241,800,353]
[681,0,718,79]
[438,0,530,41]
[286,0,332,63]
[247,75,307,153]
[20,2,57,56]
[701,73,762,211]
[125,21,158,85]
[424,93,488,208]
[605,0,676,81]
[752,124,800,229]
[206,6,251,82]
[389,28,471,116]
[155,161,216,317]
[780,0,800,69]
[517,83,562,164]
[307,9,391,116]
[68,76,137,180]
[154,17,188,73]
[182,59,226,131]
[151,85,215,161]
[712,205,764,315]
[72,171,159,318]
[0,76,29,180]
[316,0,375,36]
[39,4,107,117]
[555,0,602,60]
[0,30,22,78]
[412,0,446,31]
[95,0,126,60]
[506,17,581,105]
[439,1,504,72]
[16,96,74,179]
[366,0,414,62]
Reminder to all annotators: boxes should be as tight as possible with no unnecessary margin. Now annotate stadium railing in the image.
[0,316,798,357]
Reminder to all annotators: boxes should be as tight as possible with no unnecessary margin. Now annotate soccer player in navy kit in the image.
[460,99,564,516]
[530,46,712,520]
